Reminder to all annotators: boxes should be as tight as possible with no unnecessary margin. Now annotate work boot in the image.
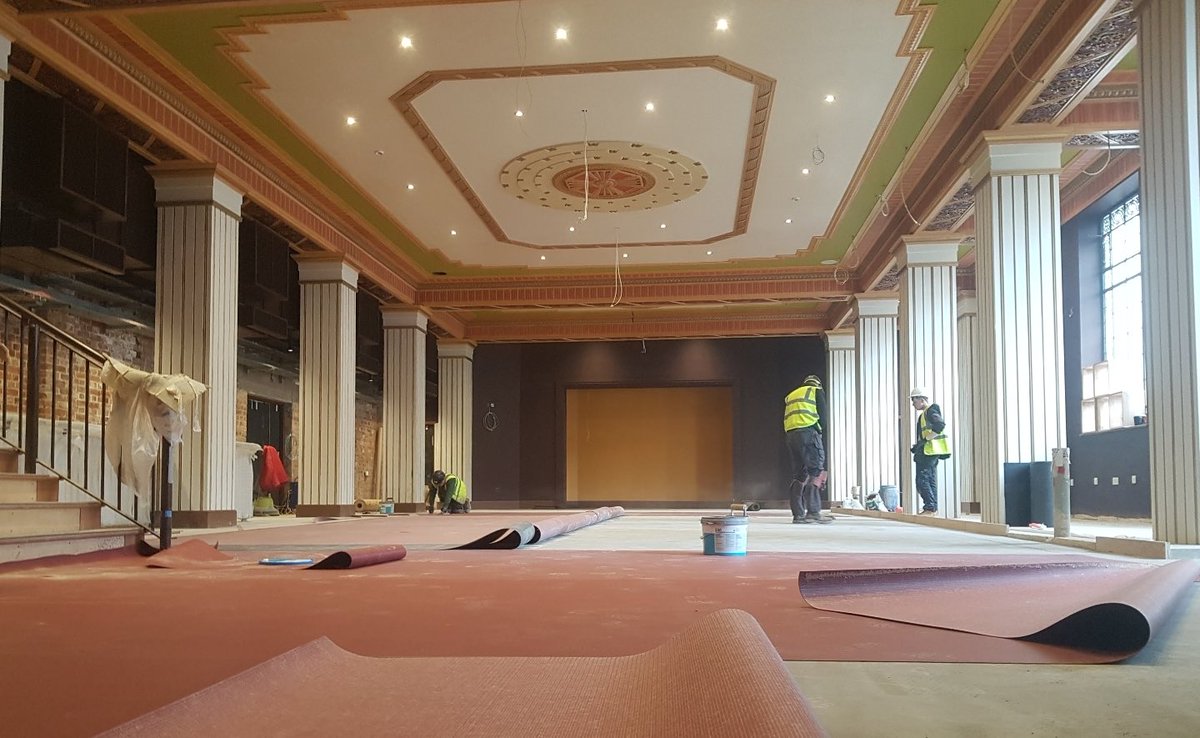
[793,516,812,524]
[808,514,832,525]
[426,506,434,514]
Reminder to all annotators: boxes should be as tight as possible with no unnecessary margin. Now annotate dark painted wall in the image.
[1061,172,1149,517]
[472,337,825,507]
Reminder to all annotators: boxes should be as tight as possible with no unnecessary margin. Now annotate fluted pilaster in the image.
[854,294,900,498]
[151,164,242,528]
[381,306,428,510]
[957,293,979,509]
[824,330,857,502]
[434,341,474,488]
[295,255,358,517]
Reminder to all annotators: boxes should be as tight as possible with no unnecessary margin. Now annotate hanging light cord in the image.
[610,229,624,307]
[581,109,590,221]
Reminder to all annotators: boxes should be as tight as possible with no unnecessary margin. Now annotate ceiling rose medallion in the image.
[499,141,709,212]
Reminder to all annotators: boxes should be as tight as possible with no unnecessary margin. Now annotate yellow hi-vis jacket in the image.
[444,475,469,504]
[918,409,951,458]
[784,385,820,432]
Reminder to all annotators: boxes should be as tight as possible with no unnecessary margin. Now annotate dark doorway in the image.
[246,397,292,501]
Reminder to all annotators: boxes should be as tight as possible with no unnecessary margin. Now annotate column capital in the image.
[966,129,1065,183]
[381,304,429,331]
[295,253,359,289]
[148,162,243,215]
[438,340,476,360]
[853,293,900,318]
[899,234,962,268]
[958,291,978,318]
[824,329,855,351]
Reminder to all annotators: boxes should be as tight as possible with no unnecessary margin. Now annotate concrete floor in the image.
[186,510,1200,737]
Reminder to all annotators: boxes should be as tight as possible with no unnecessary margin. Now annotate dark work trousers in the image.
[786,427,825,518]
[915,457,939,512]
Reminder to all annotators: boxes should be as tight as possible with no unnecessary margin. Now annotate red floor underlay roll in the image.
[306,544,408,569]
[454,507,625,549]
[798,559,1200,657]
[98,609,827,738]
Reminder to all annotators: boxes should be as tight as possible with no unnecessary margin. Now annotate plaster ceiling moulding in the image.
[872,265,902,292]
[465,311,831,343]
[1017,0,1139,125]
[391,57,774,250]
[927,182,975,232]
[1066,131,1140,148]
[500,141,708,215]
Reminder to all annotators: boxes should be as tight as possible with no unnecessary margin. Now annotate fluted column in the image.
[434,341,474,488]
[150,164,242,528]
[968,131,1066,524]
[824,330,857,503]
[957,292,979,512]
[1,33,10,211]
[295,255,358,517]
[898,236,960,517]
[854,294,900,499]
[380,306,427,511]
[1139,0,1200,543]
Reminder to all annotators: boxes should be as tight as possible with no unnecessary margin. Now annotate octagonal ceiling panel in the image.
[232,0,912,270]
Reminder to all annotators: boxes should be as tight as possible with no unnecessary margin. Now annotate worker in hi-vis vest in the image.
[783,375,832,524]
[909,387,951,516]
[426,470,471,514]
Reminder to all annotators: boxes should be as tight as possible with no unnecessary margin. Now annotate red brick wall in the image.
[355,395,381,500]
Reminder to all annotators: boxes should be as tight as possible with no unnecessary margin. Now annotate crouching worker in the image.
[426,470,471,514]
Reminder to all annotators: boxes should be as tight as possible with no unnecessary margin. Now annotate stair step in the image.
[0,526,140,564]
[0,501,101,536]
[0,448,18,474]
[0,473,61,503]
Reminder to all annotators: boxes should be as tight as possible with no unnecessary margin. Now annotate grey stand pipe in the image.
[1052,447,1071,538]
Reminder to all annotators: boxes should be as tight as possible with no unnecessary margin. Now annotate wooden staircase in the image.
[0,448,138,564]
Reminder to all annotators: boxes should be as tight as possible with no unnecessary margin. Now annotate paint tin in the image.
[380,500,395,515]
[700,515,749,556]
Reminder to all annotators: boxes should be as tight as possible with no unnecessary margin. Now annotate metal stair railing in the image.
[0,294,155,536]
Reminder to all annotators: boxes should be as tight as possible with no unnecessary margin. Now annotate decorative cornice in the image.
[927,183,975,232]
[1017,0,1138,124]
[418,269,856,308]
[465,310,830,342]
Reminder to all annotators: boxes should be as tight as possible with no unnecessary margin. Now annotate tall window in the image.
[1102,193,1144,416]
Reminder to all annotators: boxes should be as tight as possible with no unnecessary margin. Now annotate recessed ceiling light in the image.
[400,36,413,49]
[716,18,729,31]
[569,226,575,232]
[406,183,415,191]
[801,168,810,175]
[824,94,836,103]
[821,259,838,265]
[374,150,385,157]
[622,253,629,258]
[345,116,357,126]
[785,218,792,224]
[540,255,547,261]
[659,223,667,229]
[515,109,525,118]
[706,250,713,255]
[450,230,457,236]
[555,27,568,41]
[645,102,655,112]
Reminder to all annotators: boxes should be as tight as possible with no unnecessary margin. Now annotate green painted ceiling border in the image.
[128,0,998,278]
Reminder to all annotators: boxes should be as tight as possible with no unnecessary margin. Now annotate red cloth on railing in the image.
[258,445,290,493]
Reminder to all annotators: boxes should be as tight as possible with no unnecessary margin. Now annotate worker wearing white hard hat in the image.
[909,387,950,515]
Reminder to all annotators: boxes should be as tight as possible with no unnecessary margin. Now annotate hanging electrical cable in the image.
[610,228,624,307]
[1082,135,1114,177]
[581,108,590,221]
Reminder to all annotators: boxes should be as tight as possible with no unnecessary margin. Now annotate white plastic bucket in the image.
[701,515,748,556]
